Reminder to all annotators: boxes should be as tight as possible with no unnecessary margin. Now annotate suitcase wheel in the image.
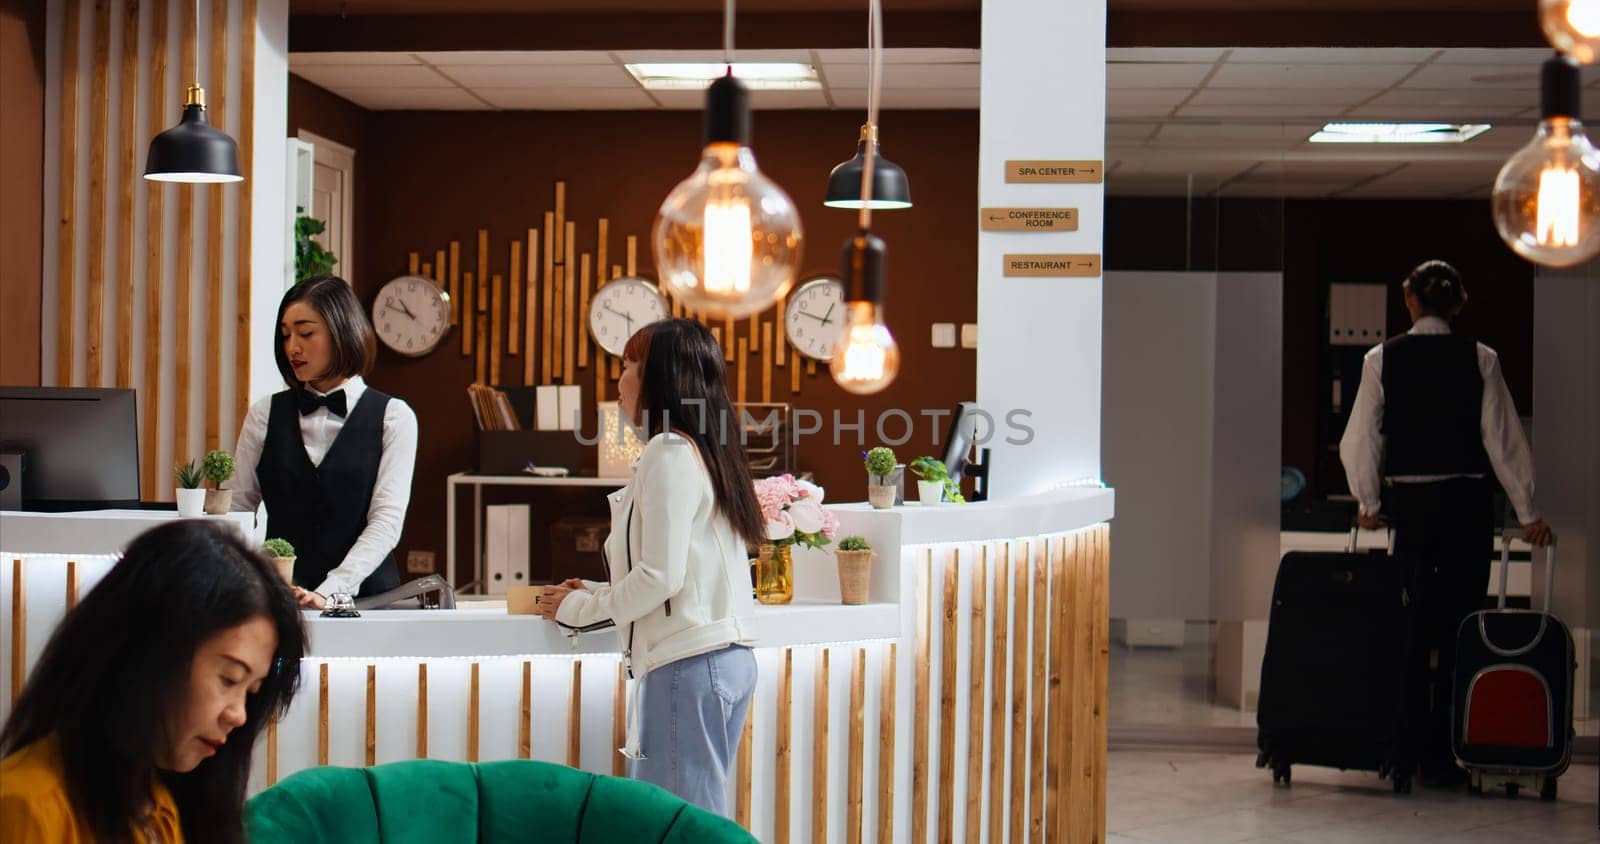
[1540,777,1557,802]
[1272,764,1291,787]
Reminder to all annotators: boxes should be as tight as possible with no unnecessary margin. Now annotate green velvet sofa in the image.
[245,759,756,843]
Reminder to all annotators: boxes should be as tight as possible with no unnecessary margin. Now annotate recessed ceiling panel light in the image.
[1309,122,1492,144]
[626,62,820,91]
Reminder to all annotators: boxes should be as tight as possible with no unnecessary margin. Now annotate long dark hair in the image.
[273,275,376,391]
[625,318,765,550]
[0,521,306,843]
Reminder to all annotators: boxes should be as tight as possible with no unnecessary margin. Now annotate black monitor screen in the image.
[942,401,981,481]
[0,387,140,511]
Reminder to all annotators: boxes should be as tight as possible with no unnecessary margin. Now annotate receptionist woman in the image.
[231,276,419,609]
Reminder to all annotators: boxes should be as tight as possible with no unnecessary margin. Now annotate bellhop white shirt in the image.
[231,376,419,596]
[1338,316,1539,524]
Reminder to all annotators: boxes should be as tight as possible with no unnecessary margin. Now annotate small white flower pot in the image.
[917,480,944,506]
[175,488,206,517]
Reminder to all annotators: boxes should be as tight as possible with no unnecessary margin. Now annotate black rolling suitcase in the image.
[1256,528,1416,793]
[1452,534,1575,800]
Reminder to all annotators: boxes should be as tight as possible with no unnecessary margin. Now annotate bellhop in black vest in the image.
[257,388,402,597]
[1379,333,1491,477]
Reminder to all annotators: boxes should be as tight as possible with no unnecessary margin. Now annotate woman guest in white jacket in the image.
[539,318,765,816]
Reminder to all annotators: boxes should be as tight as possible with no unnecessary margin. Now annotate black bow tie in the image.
[297,389,348,418]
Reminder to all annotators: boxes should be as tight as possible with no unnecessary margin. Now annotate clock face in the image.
[784,276,846,361]
[373,275,451,358]
[589,277,671,357]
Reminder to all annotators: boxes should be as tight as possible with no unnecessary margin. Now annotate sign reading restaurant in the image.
[1002,253,1102,277]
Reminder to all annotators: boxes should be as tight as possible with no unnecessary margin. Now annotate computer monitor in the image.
[942,401,991,501]
[0,387,140,511]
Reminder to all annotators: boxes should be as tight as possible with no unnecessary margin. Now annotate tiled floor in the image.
[1107,750,1600,843]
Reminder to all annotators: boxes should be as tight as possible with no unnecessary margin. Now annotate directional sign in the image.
[980,207,1079,232]
[1004,160,1103,184]
[1002,253,1102,277]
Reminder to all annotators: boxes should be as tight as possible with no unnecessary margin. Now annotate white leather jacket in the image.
[554,432,755,755]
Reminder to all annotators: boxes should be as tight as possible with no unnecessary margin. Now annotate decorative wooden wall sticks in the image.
[509,241,522,356]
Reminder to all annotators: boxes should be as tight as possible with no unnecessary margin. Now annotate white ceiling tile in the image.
[1207,63,1415,89]
[290,64,452,89]
[1106,123,1158,141]
[830,88,980,109]
[1113,159,1258,177]
[1108,101,1176,118]
[1106,176,1228,197]
[1432,48,1566,65]
[474,88,657,110]
[1368,88,1538,108]
[823,63,979,89]
[1186,88,1372,107]
[614,49,812,65]
[1108,88,1195,107]
[1341,103,1525,120]
[748,89,832,109]
[1226,48,1438,64]
[436,64,635,88]
[1149,123,1319,144]
[1214,182,1340,198]
[1106,47,1227,63]
[649,91,712,110]
[289,52,419,67]
[1340,181,1488,198]
[1107,63,1213,89]
[334,87,486,111]
[414,50,616,66]
[1177,103,1347,119]
[1401,64,1538,89]
[814,48,979,65]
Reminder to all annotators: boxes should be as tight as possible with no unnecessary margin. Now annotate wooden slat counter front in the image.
[1,486,1114,843]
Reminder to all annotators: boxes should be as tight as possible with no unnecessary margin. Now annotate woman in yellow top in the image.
[0,521,306,842]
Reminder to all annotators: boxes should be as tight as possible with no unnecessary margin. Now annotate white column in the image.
[248,0,291,406]
[976,0,1106,498]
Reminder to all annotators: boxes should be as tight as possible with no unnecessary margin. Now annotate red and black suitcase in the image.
[1256,528,1416,793]
[1452,535,1574,800]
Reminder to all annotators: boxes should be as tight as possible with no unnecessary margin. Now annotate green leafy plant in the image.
[908,456,966,504]
[838,535,871,552]
[174,460,202,490]
[863,447,897,480]
[261,538,296,559]
[295,206,338,283]
[201,450,236,488]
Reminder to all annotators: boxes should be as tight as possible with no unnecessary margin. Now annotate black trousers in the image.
[1386,477,1493,773]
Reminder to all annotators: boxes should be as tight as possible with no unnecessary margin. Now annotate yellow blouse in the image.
[0,735,184,843]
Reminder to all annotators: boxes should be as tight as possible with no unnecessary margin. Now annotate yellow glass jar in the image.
[754,543,794,605]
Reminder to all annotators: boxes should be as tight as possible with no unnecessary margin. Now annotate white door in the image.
[297,130,356,282]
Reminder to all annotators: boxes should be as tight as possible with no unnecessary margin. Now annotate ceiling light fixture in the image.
[830,0,901,395]
[823,10,911,211]
[625,62,820,91]
[1540,0,1600,64]
[651,0,804,319]
[1308,123,1491,144]
[1491,55,1600,267]
[144,0,242,183]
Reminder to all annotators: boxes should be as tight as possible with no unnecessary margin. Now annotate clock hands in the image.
[384,302,417,321]
[819,302,835,326]
[795,301,839,326]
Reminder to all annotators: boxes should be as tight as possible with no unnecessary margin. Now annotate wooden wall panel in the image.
[204,0,227,450]
[234,0,259,438]
[114,0,136,389]
[56,0,81,387]
[140,0,167,497]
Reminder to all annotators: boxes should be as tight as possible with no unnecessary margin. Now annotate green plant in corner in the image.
[174,460,203,490]
[863,447,897,482]
[838,535,871,552]
[908,456,966,504]
[261,538,296,559]
[295,205,339,283]
[201,450,236,489]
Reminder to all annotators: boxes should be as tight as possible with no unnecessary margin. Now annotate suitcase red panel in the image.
[1464,665,1552,748]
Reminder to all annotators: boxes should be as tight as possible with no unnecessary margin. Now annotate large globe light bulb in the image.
[653,74,803,320]
[829,231,900,395]
[1491,57,1600,267]
[1540,0,1600,64]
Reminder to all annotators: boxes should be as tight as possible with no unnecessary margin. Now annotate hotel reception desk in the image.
[2,487,1113,843]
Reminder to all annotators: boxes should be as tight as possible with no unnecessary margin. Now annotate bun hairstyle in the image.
[1404,260,1468,318]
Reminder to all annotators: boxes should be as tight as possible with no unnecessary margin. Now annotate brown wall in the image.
[282,88,981,578]
[0,0,45,386]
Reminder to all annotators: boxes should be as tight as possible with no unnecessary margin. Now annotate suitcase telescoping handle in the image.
[1484,528,1558,658]
[1345,522,1395,555]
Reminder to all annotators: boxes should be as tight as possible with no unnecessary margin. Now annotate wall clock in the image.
[783,275,846,361]
[372,274,451,357]
[588,276,671,357]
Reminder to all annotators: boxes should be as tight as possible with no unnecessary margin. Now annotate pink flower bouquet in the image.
[754,474,839,550]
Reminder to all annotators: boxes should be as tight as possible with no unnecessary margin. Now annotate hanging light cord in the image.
[857,0,884,230]
[723,0,736,67]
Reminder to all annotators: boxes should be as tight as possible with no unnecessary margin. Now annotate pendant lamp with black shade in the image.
[144,0,241,183]
[824,0,910,210]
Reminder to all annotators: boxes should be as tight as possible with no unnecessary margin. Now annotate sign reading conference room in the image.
[1003,254,1102,277]
[979,207,1079,232]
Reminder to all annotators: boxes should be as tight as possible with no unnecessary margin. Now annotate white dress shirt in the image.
[231,375,419,596]
[1338,316,1538,524]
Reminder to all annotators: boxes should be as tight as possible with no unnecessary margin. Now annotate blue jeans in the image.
[631,645,757,817]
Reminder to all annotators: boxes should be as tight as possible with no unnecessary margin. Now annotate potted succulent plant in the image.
[863,447,900,510]
[201,450,236,515]
[908,456,967,506]
[174,460,205,517]
[834,535,873,605]
[261,538,297,586]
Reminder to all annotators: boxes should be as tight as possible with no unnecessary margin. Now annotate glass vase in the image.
[755,543,794,605]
